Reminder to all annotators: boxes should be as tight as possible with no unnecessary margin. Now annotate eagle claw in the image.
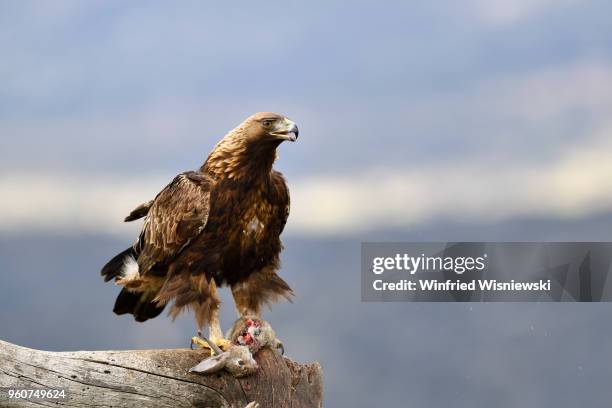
[191,335,232,353]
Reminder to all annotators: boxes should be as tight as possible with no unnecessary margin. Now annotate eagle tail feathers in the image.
[113,288,165,322]
[102,247,164,322]
[100,247,137,282]
[119,255,140,281]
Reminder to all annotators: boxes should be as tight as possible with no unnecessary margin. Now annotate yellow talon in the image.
[213,338,233,351]
[191,336,211,351]
[191,336,233,354]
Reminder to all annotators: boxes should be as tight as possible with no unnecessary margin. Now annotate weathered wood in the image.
[0,340,322,408]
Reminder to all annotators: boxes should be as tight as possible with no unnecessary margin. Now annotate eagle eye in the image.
[262,120,273,128]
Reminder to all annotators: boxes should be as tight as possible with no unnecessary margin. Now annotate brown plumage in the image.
[101,112,298,334]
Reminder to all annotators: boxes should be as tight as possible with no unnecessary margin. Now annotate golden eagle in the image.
[101,112,298,348]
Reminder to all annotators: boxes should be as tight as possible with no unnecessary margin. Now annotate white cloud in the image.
[3,48,612,237]
[290,127,612,234]
[0,173,165,236]
[2,124,612,237]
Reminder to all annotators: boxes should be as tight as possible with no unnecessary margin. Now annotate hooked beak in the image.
[271,119,299,142]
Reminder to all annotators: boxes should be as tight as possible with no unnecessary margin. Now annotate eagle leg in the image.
[191,294,232,352]
[208,285,232,351]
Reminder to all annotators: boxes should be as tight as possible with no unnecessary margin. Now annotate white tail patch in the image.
[119,255,140,282]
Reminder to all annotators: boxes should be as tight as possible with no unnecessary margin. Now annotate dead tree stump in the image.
[0,339,322,407]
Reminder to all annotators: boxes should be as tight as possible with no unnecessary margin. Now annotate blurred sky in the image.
[2,1,612,407]
[2,0,612,236]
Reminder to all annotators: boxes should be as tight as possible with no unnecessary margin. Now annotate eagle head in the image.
[242,112,299,143]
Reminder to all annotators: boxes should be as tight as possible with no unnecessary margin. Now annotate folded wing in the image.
[136,171,213,276]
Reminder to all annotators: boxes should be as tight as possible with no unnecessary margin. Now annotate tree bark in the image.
[0,340,322,408]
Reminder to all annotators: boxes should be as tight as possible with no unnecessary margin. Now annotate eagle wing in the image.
[136,171,213,275]
[271,170,290,235]
[124,199,154,222]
